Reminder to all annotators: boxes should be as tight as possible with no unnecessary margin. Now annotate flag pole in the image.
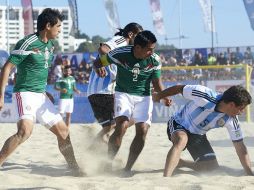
[211,3,214,52]
[179,0,182,48]
[6,0,9,53]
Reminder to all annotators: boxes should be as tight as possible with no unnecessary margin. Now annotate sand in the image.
[0,122,254,190]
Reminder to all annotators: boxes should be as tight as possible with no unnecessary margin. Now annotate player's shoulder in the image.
[104,36,127,49]
[110,45,132,55]
[15,33,39,50]
[184,85,213,93]
[111,35,126,43]
[70,75,76,80]
[150,53,161,65]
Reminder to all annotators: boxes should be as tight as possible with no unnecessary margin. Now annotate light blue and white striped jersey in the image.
[173,85,243,141]
[87,36,128,96]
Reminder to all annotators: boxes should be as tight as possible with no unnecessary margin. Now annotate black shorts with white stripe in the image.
[167,117,216,162]
[88,94,115,128]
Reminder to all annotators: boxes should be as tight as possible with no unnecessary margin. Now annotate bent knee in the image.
[51,122,69,140]
[172,136,188,150]
[59,128,69,140]
[17,129,32,142]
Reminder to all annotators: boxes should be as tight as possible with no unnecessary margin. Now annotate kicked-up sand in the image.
[0,122,254,190]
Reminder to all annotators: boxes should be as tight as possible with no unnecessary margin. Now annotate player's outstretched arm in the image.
[0,61,15,110]
[233,140,253,176]
[152,85,185,103]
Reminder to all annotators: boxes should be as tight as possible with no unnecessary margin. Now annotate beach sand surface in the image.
[0,122,254,190]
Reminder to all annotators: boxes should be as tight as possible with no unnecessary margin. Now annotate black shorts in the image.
[88,94,115,128]
[167,118,216,162]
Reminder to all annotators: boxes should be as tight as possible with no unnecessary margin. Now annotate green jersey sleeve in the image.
[151,53,162,79]
[8,38,30,65]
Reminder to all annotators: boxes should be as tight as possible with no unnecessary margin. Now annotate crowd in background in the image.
[159,46,254,82]
[159,46,254,67]
[1,45,254,85]
[47,54,93,85]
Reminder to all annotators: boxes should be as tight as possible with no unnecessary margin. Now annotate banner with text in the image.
[1,80,251,123]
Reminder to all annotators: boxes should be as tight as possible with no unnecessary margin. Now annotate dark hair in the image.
[221,85,252,106]
[63,65,71,70]
[37,8,64,31]
[134,30,157,48]
[114,22,143,37]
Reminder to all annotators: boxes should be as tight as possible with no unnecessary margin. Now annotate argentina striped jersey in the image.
[173,85,243,141]
[87,36,127,96]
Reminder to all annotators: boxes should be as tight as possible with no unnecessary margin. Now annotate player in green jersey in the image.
[94,30,171,176]
[0,8,84,176]
[54,65,80,127]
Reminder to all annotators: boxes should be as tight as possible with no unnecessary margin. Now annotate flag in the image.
[149,0,166,36]
[21,0,34,35]
[198,0,216,32]
[68,0,79,36]
[103,0,120,35]
[243,0,254,30]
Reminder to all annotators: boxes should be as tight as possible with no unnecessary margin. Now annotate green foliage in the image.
[156,44,176,51]
[91,35,108,49]
[75,30,90,40]
[75,34,109,52]
[75,41,96,52]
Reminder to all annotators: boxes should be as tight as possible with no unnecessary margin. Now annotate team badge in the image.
[235,130,241,137]
[217,118,225,127]
[32,48,41,54]
[26,105,31,111]
[50,47,55,53]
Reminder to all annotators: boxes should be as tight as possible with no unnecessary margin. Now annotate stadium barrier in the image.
[0,67,253,123]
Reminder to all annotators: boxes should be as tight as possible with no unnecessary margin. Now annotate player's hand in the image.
[161,97,172,107]
[152,90,160,102]
[152,90,172,106]
[61,88,67,93]
[76,90,81,94]
[95,67,107,77]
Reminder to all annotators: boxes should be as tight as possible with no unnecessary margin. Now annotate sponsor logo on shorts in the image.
[26,105,31,111]
[117,106,121,112]
[176,125,182,129]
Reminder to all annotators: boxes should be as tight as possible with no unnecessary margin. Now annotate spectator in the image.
[216,52,228,65]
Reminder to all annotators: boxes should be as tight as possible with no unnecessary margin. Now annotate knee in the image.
[172,136,188,151]
[17,128,32,143]
[60,128,69,140]
[115,122,129,137]
[102,125,113,134]
[52,121,70,140]
[135,123,149,140]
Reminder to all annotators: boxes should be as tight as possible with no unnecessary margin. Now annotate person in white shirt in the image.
[87,23,143,147]
[153,85,253,177]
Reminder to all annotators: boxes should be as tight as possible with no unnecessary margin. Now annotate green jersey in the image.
[8,33,54,93]
[55,76,76,99]
[101,45,161,96]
